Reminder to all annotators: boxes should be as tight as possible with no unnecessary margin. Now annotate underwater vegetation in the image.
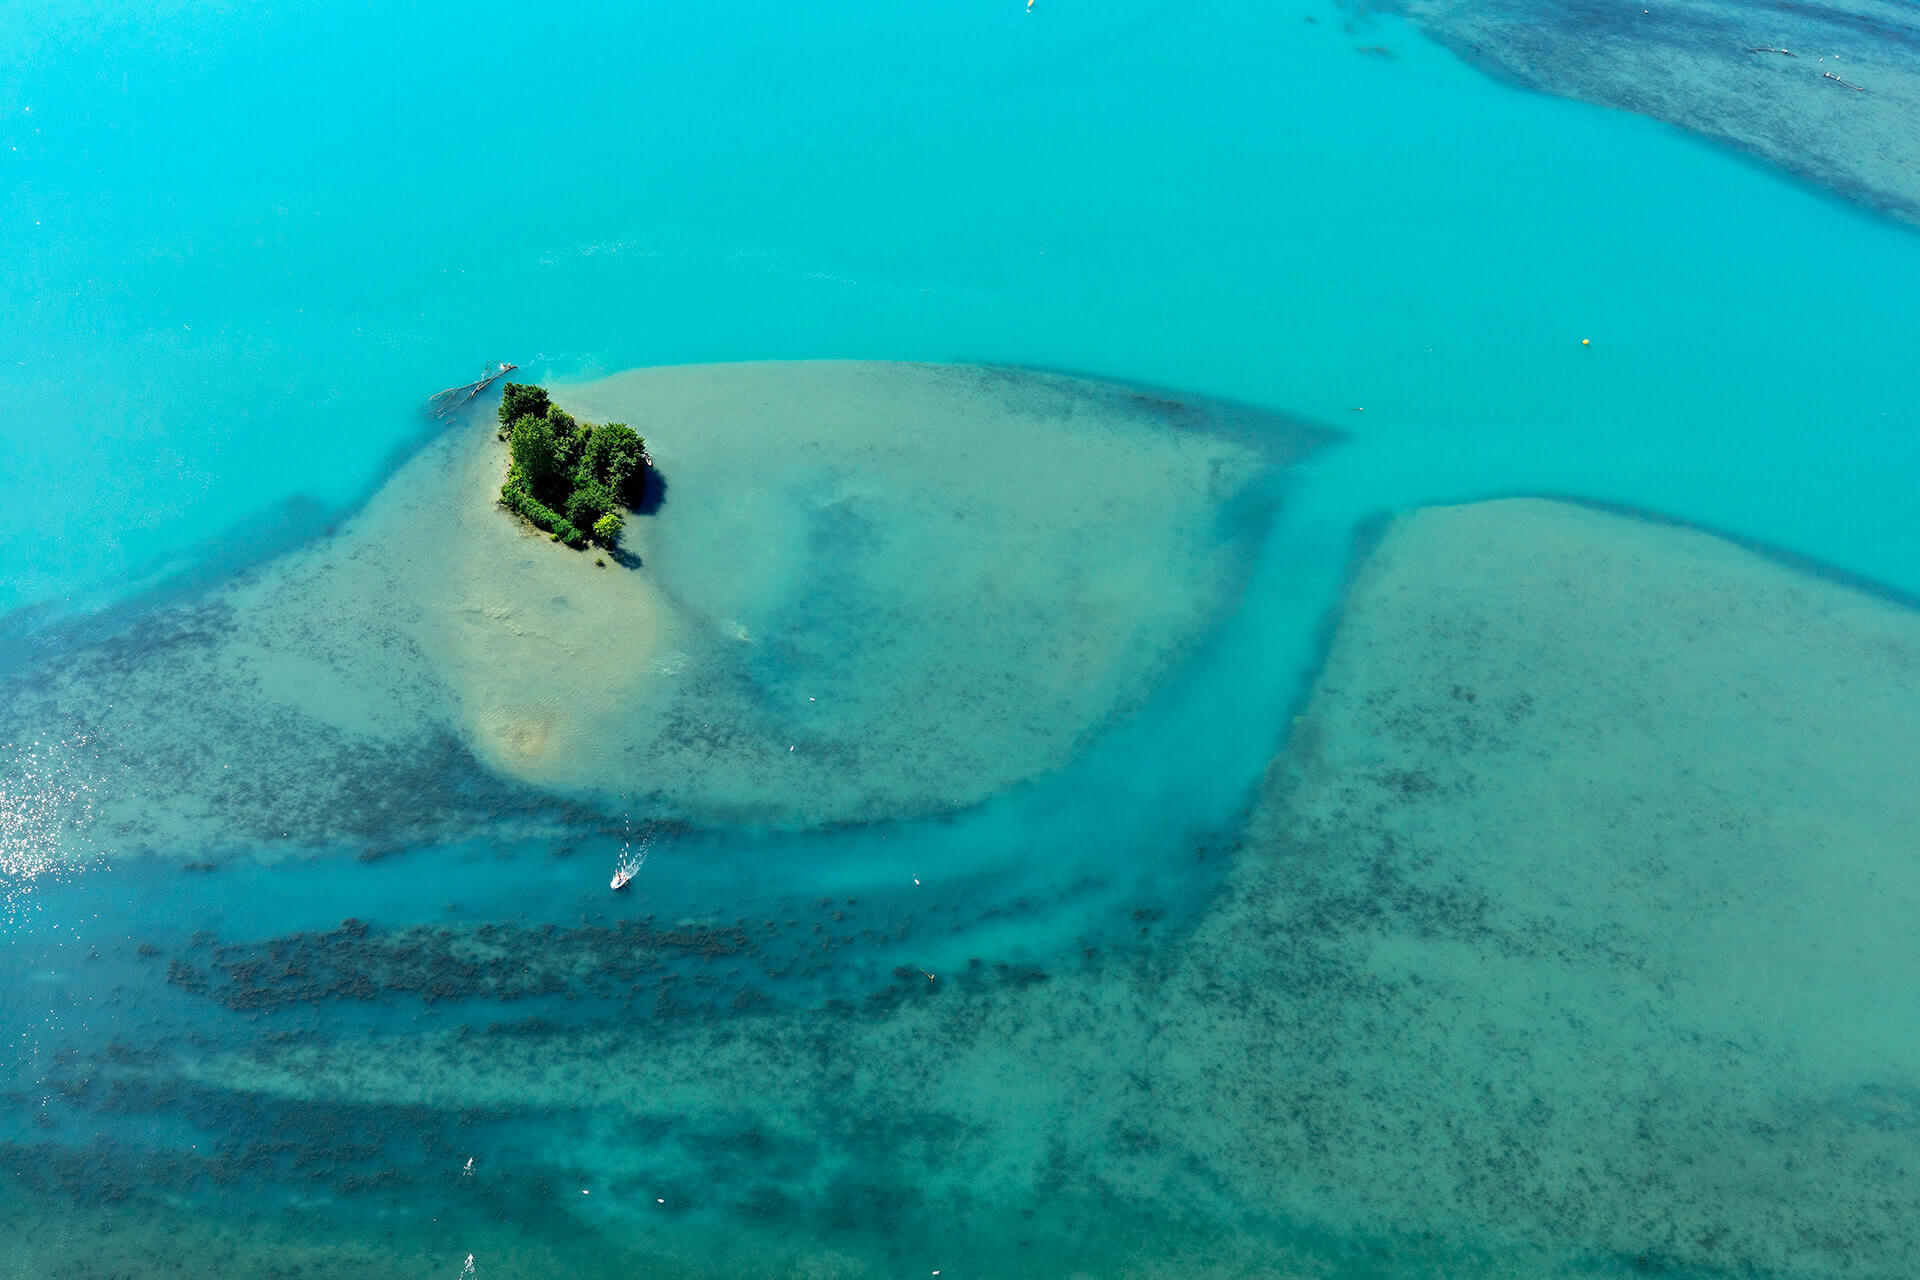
[1387,0,1920,225]
[13,494,1920,1279]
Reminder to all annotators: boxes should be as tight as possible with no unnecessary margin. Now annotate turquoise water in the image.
[5,0,1920,1276]
[9,0,1916,619]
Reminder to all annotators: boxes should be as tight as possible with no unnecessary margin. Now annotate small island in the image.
[495,382,650,549]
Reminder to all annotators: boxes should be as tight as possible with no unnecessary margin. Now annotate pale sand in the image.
[401,400,678,788]
[164,498,1920,1276]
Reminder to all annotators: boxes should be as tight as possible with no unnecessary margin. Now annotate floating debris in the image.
[427,362,518,420]
[1822,71,1867,90]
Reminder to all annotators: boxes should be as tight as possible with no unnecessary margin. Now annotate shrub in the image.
[566,478,616,531]
[548,408,586,469]
[498,383,551,428]
[581,421,648,503]
[508,415,563,495]
[501,466,567,529]
[593,511,624,546]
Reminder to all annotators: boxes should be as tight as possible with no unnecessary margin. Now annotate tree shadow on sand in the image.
[635,463,667,517]
[607,465,667,568]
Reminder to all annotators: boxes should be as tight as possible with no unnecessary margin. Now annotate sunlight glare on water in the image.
[0,735,99,906]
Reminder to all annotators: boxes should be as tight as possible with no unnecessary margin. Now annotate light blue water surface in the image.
[5,0,1916,621]
[5,0,1920,1273]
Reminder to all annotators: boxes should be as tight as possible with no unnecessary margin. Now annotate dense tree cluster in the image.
[496,383,648,549]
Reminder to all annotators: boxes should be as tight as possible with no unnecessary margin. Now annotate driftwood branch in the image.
[427,363,518,420]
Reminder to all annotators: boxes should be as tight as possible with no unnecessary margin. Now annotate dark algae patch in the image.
[1386,0,1920,226]
[154,916,752,1012]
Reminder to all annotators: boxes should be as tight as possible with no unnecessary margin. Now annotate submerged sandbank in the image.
[538,362,1321,823]
[1389,0,1920,226]
[119,497,1920,1277]
[0,362,1322,859]
[1150,497,1920,1273]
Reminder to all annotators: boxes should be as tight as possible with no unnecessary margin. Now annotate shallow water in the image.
[5,0,1920,1276]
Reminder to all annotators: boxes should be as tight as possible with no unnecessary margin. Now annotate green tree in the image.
[565,477,616,531]
[581,421,648,504]
[508,415,563,495]
[498,382,551,428]
[593,511,624,546]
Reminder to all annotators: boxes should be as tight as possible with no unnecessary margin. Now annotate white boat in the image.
[610,867,633,891]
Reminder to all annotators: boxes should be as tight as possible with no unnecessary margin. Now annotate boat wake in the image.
[610,823,652,892]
